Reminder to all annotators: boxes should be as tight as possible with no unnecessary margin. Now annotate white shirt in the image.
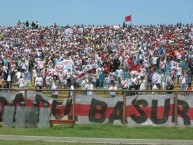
[87,83,94,95]
[139,79,146,90]
[180,76,186,84]
[131,77,137,85]
[152,56,158,65]
[21,62,27,70]
[116,69,123,78]
[176,52,182,60]
[51,82,58,95]
[109,72,116,80]
[46,76,52,85]
[70,85,75,97]
[83,82,89,90]
[160,61,166,69]
[109,85,117,96]
[66,71,72,79]
[177,66,182,76]
[157,74,161,84]
[152,72,159,83]
[35,76,43,86]
[18,78,25,88]
[16,71,21,80]
[121,79,129,89]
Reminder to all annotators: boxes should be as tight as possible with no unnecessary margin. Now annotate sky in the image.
[0,0,193,26]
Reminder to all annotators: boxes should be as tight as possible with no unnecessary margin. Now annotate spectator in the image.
[152,82,158,95]
[68,81,74,98]
[35,74,44,90]
[186,82,193,91]
[0,75,5,88]
[25,21,29,27]
[66,69,72,87]
[116,66,123,88]
[109,81,117,98]
[51,79,58,100]
[147,70,153,90]
[128,82,137,96]
[139,76,146,94]
[166,75,174,94]
[179,73,187,91]
[121,77,129,95]
[45,73,53,89]
[25,71,31,89]
[186,82,193,96]
[87,79,94,95]
[82,78,89,95]
[152,69,159,89]
[108,69,116,85]
[161,71,167,90]
[15,76,26,94]
[99,69,105,88]
[7,71,11,88]
[176,64,182,85]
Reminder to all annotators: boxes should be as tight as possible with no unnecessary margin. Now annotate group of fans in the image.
[0,20,193,98]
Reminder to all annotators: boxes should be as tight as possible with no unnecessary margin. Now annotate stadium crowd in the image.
[0,20,193,98]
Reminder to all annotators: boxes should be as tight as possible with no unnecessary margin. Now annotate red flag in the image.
[125,15,131,22]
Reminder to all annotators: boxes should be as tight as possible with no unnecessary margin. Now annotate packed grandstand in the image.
[0,21,193,98]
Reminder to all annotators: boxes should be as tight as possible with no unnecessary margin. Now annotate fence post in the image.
[24,88,27,100]
[174,91,178,126]
[72,90,76,121]
[122,90,126,125]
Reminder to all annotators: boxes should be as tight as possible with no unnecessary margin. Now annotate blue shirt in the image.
[54,58,61,63]
[25,72,31,81]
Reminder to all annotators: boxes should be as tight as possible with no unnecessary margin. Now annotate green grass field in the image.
[0,124,193,140]
[0,140,113,145]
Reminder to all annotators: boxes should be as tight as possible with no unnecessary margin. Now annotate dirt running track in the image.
[0,135,193,144]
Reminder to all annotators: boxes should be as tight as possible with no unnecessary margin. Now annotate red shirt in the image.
[186,86,193,91]
[127,58,132,65]
[181,50,185,57]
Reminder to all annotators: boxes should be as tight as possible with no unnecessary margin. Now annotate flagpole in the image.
[131,15,132,26]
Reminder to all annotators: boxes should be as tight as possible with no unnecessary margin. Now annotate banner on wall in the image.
[73,94,175,126]
[0,92,193,126]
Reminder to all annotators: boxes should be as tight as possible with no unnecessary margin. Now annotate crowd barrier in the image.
[0,88,193,127]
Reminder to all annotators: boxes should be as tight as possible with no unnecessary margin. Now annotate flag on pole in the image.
[125,15,131,22]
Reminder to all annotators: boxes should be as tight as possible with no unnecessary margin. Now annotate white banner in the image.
[1,92,193,126]
[55,60,74,71]
[74,94,175,126]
